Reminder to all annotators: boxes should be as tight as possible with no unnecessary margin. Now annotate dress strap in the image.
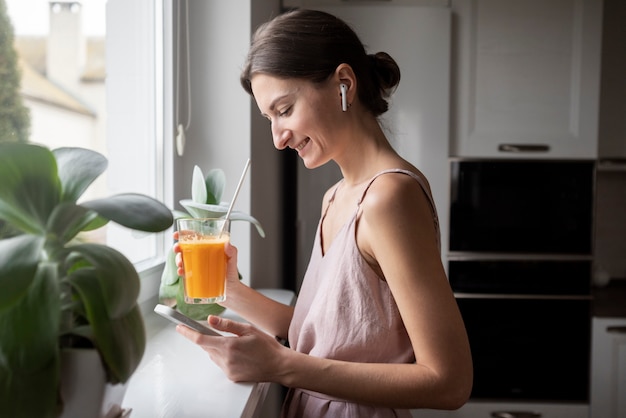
[321,180,343,221]
[357,169,441,252]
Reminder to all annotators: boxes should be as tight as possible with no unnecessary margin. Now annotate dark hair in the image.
[240,9,401,117]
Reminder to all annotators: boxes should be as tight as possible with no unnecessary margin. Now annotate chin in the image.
[300,157,326,170]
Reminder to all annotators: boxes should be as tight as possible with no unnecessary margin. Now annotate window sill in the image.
[124,288,295,418]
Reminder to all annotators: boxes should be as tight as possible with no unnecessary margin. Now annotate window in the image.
[6,0,172,281]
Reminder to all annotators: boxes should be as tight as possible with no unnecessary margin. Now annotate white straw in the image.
[220,158,251,236]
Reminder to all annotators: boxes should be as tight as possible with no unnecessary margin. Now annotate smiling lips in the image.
[295,138,310,152]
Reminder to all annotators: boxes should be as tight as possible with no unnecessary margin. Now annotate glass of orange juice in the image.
[177,218,230,304]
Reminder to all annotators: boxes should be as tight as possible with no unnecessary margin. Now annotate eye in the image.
[278,106,292,117]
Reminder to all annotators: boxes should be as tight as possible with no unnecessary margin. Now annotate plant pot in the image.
[60,349,128,418]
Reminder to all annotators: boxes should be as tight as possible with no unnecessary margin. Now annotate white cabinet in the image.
[450,0,603,159]
[411,401,588,418]
[591,317,626,418]
[282,0,449,9]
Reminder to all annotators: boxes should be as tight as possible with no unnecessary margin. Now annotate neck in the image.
[335,120,396,186]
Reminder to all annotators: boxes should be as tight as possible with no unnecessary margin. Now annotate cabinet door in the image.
[591,317,626,418]
[451,0,603,159]
[282,0,450,8]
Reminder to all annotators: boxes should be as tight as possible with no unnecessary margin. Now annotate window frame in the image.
[106,0,174,303]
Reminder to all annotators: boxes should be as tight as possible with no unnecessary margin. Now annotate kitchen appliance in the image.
[450,160,594,254]
[448,159,594,413]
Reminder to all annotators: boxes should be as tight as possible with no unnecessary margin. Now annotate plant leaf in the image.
[81,193,173,232]
[80,214,109,232]
[179,199,228,219]
[53,147,107,203]
[179,200,265,237]
[172,209,191,220]
[0,262,60,417]
[66,244,145,383]
[175,281,225,320]
[66,244,139,319]
[0,142,61,235]
[205,168,225,204]
[66,266,145,383]
[160,249,180,287]
[47,202,100,245]
[0,235,44,311]
[191,166,207,204]
[227,211,266,238]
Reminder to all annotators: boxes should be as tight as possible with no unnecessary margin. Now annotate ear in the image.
[334,64,357,105]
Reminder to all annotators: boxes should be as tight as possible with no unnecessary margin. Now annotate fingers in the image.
[174,237,239,281]
[224,241,237,258]
[208,315,249,336]
[175,317,250,344]
[176,324,209,344]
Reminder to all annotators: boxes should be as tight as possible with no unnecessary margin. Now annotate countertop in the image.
[592,279,626,317]
[122,288,296,418]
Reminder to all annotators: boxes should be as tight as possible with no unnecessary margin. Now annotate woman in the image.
[175,9,472,417]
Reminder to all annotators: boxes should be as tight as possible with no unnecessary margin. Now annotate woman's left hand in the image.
[175,315,288,383]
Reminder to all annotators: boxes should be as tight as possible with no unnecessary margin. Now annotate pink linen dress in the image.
[281,169,440,418]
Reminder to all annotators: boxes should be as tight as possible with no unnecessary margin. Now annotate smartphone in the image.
[154,304,220,336]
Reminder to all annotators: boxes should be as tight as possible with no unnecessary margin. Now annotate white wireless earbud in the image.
[340,83,348,112]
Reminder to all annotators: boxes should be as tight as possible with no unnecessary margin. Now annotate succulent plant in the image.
[159,165,264,319]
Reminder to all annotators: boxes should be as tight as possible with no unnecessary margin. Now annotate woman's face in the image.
[251,74,344,169]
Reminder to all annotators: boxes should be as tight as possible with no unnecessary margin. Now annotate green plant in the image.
[0,0,31,143]
[0,143,173,417]
[159,165,264,320]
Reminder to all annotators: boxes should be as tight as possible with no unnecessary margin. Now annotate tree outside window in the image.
[0,0,30,144]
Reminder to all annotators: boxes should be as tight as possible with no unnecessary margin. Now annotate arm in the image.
[277,175,472,409]
[219,264,294,341]
[261,175,468,409]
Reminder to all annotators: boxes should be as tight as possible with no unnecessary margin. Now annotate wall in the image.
[594,0,626,283]
[249,0,288,290]
[595,171,626,281]
[173,0,282,287]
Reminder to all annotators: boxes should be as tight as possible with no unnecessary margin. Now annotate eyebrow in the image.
[260,94,290,118]
[269,94,289,112]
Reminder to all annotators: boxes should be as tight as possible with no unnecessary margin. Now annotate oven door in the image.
[458,296,591,402]
[450,259,592,402]
[449,159,594,254]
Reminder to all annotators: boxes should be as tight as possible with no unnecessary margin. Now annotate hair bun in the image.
[369,52,401,97]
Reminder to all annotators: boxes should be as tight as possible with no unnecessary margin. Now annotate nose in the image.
[271,120,291,150]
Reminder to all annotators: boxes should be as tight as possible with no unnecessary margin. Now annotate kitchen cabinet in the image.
[591,317,626,418]
[450,0,603,159]
[282,0,449,9]
[597,0,626,162]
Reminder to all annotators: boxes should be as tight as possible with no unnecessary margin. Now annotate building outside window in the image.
[4,0,169,272]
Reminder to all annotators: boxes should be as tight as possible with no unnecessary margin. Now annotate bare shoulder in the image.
[356,170,440,275]
[359,171,433,221]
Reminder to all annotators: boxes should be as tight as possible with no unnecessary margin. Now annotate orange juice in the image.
[179,234,229,303]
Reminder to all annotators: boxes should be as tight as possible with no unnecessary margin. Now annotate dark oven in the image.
[449,159,594,404]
